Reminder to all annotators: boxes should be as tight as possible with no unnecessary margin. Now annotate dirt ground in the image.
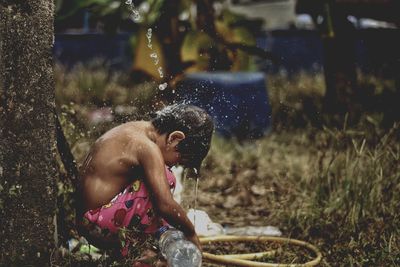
[178,140,323,266]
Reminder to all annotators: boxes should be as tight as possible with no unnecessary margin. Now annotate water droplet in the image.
[158,67,164,78]
[146,28,153,49]
[130,11,141,22]
[125,0,141,22]
[159,83,168,91]
[150,53,159,65]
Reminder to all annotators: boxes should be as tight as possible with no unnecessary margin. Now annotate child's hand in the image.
[186,232,202,252]
[132,249,167,267]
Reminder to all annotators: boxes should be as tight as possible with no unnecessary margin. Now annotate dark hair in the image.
[151,104,214,171]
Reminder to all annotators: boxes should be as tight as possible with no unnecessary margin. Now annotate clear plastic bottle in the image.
[157,226,202,267]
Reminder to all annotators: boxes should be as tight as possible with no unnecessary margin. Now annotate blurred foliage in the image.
[55,60,159,111]
[54,61,399,151]
[268,71,399,130]
[55,0,265,83]
[56,0,129,24]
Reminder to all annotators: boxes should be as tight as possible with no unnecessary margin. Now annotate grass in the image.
[55,63,399,266]
[55,60,160,116]
[199,123,399,265]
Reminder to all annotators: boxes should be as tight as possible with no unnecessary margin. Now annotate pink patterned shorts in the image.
[79,166,176,253]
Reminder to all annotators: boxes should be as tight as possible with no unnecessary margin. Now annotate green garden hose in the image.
[200,235,322,267]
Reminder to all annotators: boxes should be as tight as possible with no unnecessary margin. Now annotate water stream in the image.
[125,0,141,22]
[194,177,199,228]
[125,1,167,91]
[181,168,200,229]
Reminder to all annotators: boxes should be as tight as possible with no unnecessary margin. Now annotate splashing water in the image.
[150,52,159,65]
[159,83,168,91]
[158,67,164,78]
[125,0,141,22]
[125,2,166,90]
[146,28,153,49]
[181,168,200,229]
[145,28,167,90]
[194,177,199,228]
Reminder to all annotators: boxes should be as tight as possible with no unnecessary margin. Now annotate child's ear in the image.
[167,131,185,145]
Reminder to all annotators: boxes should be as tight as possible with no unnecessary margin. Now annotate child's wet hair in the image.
[151,103,214,170]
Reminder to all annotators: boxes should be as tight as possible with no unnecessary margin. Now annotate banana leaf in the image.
[181,31,216,73]
[132,28,166,81]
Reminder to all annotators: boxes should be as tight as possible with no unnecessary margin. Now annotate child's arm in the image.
[137,141,201,249]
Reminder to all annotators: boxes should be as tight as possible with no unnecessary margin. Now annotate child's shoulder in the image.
[117,121,160,152]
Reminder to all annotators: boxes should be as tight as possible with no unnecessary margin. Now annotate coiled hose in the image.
[199,235,322,267]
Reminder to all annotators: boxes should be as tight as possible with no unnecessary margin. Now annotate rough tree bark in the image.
[0,0,57,265]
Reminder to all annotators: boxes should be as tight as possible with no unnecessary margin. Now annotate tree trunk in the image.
[321,3,358,120]
[321,11,357,117]
[0,0,57,265]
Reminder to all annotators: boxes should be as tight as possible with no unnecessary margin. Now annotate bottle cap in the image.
[155,225,170,239]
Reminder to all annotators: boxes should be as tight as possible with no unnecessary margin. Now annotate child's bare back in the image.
[78,121,157,213]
